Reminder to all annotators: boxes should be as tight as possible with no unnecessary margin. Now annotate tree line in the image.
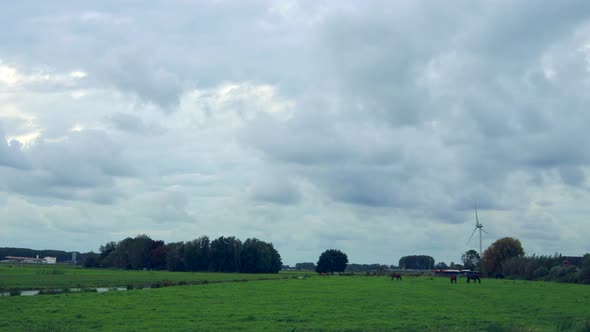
[346,263,391,272]
[432,237,590,284]
[293,262,392,272]
[399,255,435,270]
[314,250,434,274]
[480,237,589,283]
[83,234,282,274]
[293,242,589,284]
[296,254,436,273]
[500,253,590,283]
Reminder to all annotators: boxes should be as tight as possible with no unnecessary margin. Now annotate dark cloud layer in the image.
[0,126,31,170]
[0,129,134,203]
[1,1,590,264]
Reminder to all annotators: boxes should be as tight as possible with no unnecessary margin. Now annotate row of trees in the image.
[298,237,588,285]
[346,263,391,272]
[294,261,393,272]
[294,262,316,270]
[501,254,587,283]
[455,237,590,284]
[295,240,589,285]
[399,255,434,270]
[483,238,589,283]
[312,252,435,274]
[83,235,282,273]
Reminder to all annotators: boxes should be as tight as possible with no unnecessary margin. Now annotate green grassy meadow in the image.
[1,272,589,331]
[0,264,303,291]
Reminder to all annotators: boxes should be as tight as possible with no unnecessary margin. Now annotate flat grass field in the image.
[0,264,303,291]
[1,269,590,331]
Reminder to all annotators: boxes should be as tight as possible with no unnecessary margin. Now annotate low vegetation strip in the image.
[0,276,589,331]
[0,264,305,291]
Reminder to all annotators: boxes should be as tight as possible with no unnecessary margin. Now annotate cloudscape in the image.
[1,1,589,265]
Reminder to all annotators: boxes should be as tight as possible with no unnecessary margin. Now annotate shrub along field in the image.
[0,264,304,291]
[1,273,589,331]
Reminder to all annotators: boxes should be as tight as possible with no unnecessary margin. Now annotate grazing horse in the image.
[466,274,481,284]
[450,275,457,284]
[391,273,402,280]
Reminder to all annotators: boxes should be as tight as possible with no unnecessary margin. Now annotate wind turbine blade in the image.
[467,227,477,245]
[481,228,488,234]
[475,201,480,225]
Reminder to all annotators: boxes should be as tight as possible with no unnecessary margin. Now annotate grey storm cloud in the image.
[0,127,31,170]
[1,1,590,264]
[250,177,301,205]
[237,1,590,225]
[558,166,586,186]
[105,112,164,135]
[0,129,134,203]
[98,54,184,112]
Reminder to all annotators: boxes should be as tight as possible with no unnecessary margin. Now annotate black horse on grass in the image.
[466,274,481,284]
[391,273,402,280]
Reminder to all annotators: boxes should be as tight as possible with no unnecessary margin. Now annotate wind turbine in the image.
[467,200,488,266]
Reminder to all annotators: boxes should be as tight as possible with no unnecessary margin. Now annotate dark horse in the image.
[391,273,402,280]
[466,274,481,284]
[450,275,457,284]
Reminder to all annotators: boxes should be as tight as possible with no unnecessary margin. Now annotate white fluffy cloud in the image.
[1,1,589,264]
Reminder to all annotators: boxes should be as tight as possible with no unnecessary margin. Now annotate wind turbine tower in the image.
[467,201,488,263]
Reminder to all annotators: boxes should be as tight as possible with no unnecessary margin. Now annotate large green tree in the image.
[165,242,185,271]
[149,241,167,270]
[434,262,449,269]
[239,238,282,273]
[210,236,242,272]
[316,249,348,274]
[128,234,155,270]
[82,252,99,268]
[398,255,434,270]
[107,237,133,269]
[482,237,524,275]
[461,249,481,271]
[183,236,210,271]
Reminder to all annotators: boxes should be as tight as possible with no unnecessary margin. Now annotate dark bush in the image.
[578,254,590,284]
[549,266,566,278]
[549,266,579,283]
[533,266,549,279]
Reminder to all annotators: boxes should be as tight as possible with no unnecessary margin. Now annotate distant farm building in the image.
[3,255,57,264]
[432,269,480,277]
[432,269,461,277]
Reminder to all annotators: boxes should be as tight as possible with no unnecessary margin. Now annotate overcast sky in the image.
[1,1,590,266]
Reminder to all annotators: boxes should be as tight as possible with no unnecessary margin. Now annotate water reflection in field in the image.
[20,290,40,296]
[0,287,128,296]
